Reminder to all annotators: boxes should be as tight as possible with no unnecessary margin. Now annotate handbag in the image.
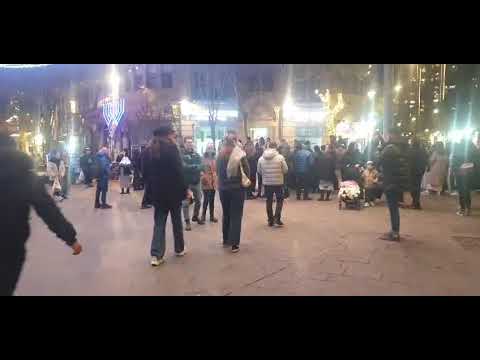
[240,162,251,188]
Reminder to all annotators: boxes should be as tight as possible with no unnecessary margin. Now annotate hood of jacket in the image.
[263,148,279,160]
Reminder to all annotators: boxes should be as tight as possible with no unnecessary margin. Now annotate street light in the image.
[394,84,402,93]
[367,90,376,100]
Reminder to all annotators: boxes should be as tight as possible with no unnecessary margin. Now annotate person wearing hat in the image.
[144,124,192,266]
[0,132,82,295]
[80,147,95,187]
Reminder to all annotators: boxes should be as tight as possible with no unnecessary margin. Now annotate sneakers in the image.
[175,249,187,257]
[101,204,112,209]
[151,257,164,267]
[379,232,400,242]
[231,245,240,253]
[275,219,284,227]
[185,221,192,231]
[268,220,274,227]
[191,215,199,222]
[364,202,370,208]
[456,210,465,216]
[94,203,101,209]
[196,217,205,225]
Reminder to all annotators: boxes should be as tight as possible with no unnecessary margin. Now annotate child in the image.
[201,152,218,223]
[362,161,379,207]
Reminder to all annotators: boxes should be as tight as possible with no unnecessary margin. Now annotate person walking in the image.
[217,138,250,253]
[317,144,336,201]
[378,127,410,241]
[255,137,266,198]
[119,155,133,194]
[80,147,95,187]
[201,150,218,223]
[451,139,475,216]
[94,147,112,209]
[257,142,289,227]
[140,142,153,209]
[181,137,204,230]
[408,138,428,209]
[0,133,82,296]
[293,142,313,200]
[145,125,191,266]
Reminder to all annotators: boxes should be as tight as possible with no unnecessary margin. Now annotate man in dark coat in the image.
[145,125,192,266]
[378,127,410,241]
[0,133,82,296]
[140,143,153,209]
[94,147,112,209]
[79,147,95,187]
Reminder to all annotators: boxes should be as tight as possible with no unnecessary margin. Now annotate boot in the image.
[126,188,130,194]
[185,221,192,231]
[200,213,207,224]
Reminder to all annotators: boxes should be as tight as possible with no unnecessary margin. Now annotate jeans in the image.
[202,190,216,219]
[265,185,284,222]
[385,189,401,234]
[95,182,107,205]
[365,187,377,203]
[457,175,472,211]
[142,182,151,206]
[0,253,25,296]
[295,173,309,199]
[219,189,245,246]
[258,174,264,196]
[182,183,202,221]
[150,205,184,258]
[410,175,423,208]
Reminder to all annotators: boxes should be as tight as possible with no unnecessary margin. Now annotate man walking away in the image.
[80,147,94,187]
[140,142,153,209]
[94,147,112,209]
[378,127,410,241]
[293,143,313,200]
[409,138,428,210]
[257,142,289,227]
[146,125,191,266]
[181,137,204,230]
[0,133,82,296]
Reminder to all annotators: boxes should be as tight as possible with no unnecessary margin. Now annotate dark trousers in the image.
[202,190,216,219]
[247,175,256,197]
[411,175,423,208]
[95,183,107,206]
[295,173,309,199]
[457,175,472,211]
[265,185,284,222]
[219,189,245,246]
[385,189,401,234]
[142,182,151,206]
[0,253,25,296]
[258,175,264,196]
[82,168,93,185]
[150,205,184,258]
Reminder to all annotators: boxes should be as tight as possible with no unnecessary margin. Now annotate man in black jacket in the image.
[378,127,410,241]
[79,147,95,187]
[0,133,82,296]
[145,125,192,266]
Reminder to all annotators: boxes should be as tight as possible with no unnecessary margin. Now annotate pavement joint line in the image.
[240,266,289,289]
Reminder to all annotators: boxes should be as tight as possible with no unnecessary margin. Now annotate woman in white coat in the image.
[424,142,449,194]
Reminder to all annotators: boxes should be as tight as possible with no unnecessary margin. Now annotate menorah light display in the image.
[102,97,125,138]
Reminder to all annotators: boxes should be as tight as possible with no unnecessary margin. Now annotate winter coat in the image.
[80,154,94,170]
[0,142,77,258]
[217,152,251,191]
[201,158,217,191]
[316,152,336,182]
[293,149,312,174]
[257,149,288,186]
[409,145,428,179]
[182,149,204,185]
[145,140,188,209]
[378,140,410,192]
[96,153,111,190]
[424,151,449,191]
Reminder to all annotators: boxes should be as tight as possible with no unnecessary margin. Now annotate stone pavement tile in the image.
[343,262,382,281]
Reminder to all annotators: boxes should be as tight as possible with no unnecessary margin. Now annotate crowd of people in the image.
[1,122,479,295]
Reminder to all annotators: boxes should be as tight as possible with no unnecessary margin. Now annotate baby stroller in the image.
[338,180,362,210]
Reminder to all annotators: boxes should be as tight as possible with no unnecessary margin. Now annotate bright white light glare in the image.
[425,128,430,133]
[6,115,18,123]
[110,65,120,99]
[315,89,319,94]
[433,108,439,114]
[0,64,52,69]
[70,100,77,114]
[68,136,78,154]
[367,90,376,100]
[34,133,44,145]
[394,84,402,92]
[180,100,238,121]
[397,122,402,127]
[10,133,20,137]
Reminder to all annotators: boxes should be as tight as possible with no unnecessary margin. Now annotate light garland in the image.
[103,98,125,138]
[0,64,52,69]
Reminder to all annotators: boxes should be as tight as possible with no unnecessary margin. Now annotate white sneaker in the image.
[151,256,165,267]
[175,249,187,257]
[364,202,370,208]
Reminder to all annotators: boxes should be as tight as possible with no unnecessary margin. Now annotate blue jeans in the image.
[385,189,401,233]
[182,183,203,221]
[150,205,185,258]
[219,189,245,246]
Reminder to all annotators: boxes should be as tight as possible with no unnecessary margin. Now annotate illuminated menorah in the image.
[103,98,125,138]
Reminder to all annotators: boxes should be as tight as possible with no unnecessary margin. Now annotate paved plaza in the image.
[15,183,480,296]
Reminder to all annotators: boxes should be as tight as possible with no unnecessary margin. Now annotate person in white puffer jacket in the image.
[257,142,289,227]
